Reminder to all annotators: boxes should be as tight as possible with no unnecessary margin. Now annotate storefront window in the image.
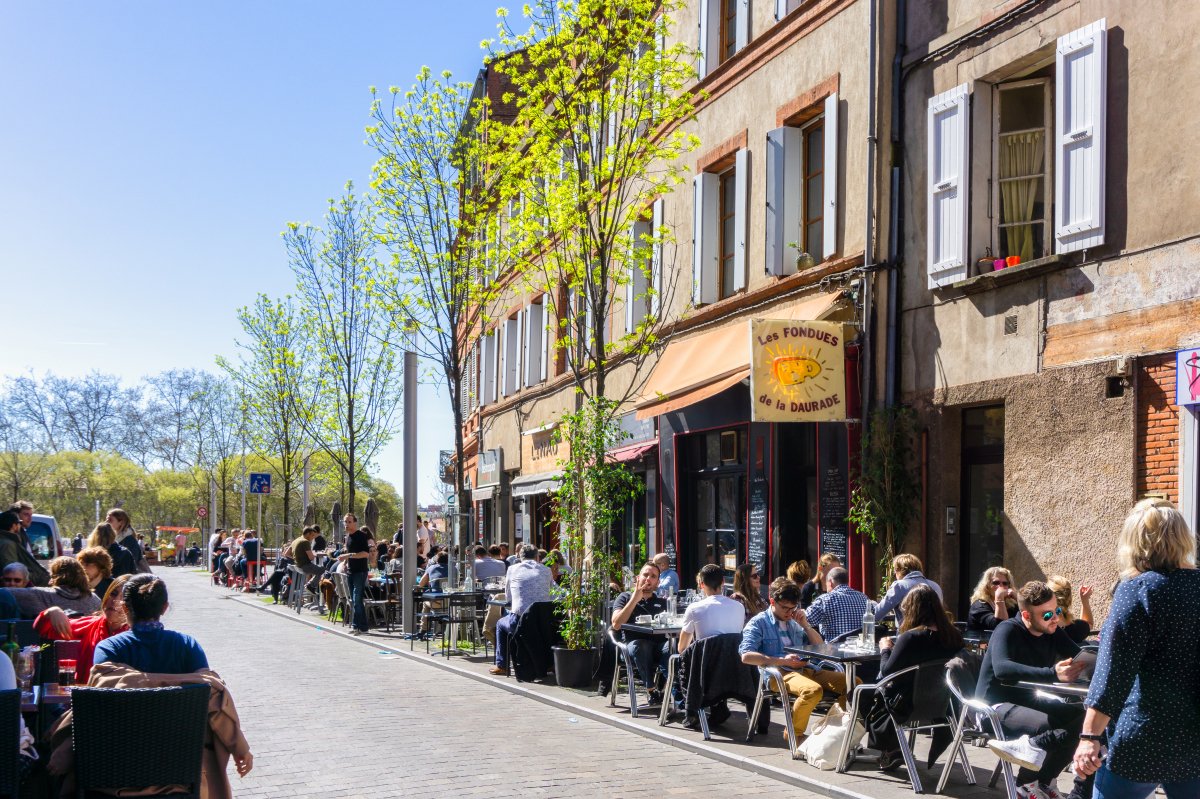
[960,405,1005,616]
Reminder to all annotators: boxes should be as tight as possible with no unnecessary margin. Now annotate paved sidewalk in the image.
[159,568,788,798]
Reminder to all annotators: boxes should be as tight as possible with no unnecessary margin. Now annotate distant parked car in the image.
[26,513,63,563]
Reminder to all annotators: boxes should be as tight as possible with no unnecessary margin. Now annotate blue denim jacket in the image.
[739,608,811,659]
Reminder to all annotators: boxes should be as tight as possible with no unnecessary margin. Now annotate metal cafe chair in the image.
[941,666,1020,799]
[606,625,645,718]
[746,666,803,759]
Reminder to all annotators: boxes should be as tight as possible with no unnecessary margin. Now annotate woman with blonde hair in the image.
[966,566,1018,631]
[33,574,131,684]
[1073,498,1200,798]
[1046,574,1093,643]
[89,522,137,578]
[801,553,841,608]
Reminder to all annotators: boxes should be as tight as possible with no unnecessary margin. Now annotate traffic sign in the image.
[446,494,457,507]
[197,507,208,518]
[248,473,272,495]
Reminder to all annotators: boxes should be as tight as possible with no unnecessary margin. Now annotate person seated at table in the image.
[803,566,875,641]
[290,525,324,598]
[0,640,37,776]
[544,549,567,587]
[967,566,1018,631]
[787,560,811,588]
[873,554,943,626]
[740,578,849,745]
[977,580,1089,799]
[78,545,114,600]
[491,544,554,675]
[1046,575,1093,643]
[2,561,31,588]
[0,510,48,587]
[266,545,294,603]
[9,556,101,619]
[186,542,201,565]
[475,544,507,581]
[94,574,210,674]
[34,574,132,685]
[869,584,964,771]
[421,550,449,592]
[801,553,840,608]
[88,522,137,579]
[609,561,670,704]
[678,564,746,727]
[653,553,680,594]
[730,563,767,626]
[386,545,404,574]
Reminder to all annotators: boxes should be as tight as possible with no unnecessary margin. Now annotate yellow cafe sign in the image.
[749,319,847,422]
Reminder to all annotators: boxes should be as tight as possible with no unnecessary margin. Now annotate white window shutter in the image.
[524,304,543,387]
[734,148,750,292]
[481,331,494,406]
[497,324,507,398]
[775,0,786,21]
[1056,18,1107,254]
[823,92,838,260]
[766,126,801,276]
[698,0,721,78]
[503,316,521,396]
[628,219,651,332]
[514,308,524,391]
[693,173,720,305]
[926,83,970,289]
[541,308,551,382]
[651,198,664,317]
[735,0,749,52]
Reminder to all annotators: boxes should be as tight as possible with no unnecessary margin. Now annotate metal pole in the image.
[402,347,418,636]
[302,455,310,512]
[94,499,99,525]
[257,495,262,539]
[240,450,246,529]
[209,479,217,572]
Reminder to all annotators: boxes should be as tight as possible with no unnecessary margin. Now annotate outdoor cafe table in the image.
[1017,680,1090,699]
[618,622,684,647]
[782,641,883,688]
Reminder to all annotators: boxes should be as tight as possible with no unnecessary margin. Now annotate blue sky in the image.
[0,0,502,504]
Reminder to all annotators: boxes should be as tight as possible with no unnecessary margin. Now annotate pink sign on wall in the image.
[1176,348,1200,407]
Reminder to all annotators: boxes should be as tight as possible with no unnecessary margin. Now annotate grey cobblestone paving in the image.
[159,568,797,799]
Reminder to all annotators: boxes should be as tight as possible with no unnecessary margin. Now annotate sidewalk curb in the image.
[225,590,875,799]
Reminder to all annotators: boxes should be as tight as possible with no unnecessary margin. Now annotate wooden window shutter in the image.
[765,126,801,277]
[1055,18,1107,254]
[926,83,970,289]
[693,173,720,305]
[651,198,664,317]
[733,148,750,292]
[698,0,721,78]
[735,0,749,52]
[823,92,838,260]
[523,304,543,387]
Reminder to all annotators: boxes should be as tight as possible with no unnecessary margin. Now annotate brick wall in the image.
[1137,354,1179,502]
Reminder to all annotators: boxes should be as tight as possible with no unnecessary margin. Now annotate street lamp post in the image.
[402,336,418,637]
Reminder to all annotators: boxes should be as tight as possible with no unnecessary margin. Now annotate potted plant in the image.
[550,397,642,688]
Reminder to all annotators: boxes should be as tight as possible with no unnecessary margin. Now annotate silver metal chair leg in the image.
[837,682,872,773]
[698,705,711,741]
[762,667,800,759]
[745,677,766,742]
[936,703,975,793]
[659,655,680,726]
[609,653,620,708]
[893,716,925,794]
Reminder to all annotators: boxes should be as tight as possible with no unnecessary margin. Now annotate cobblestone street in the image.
[158,567,792,799]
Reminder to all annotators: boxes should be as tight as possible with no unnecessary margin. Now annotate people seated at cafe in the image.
[2,561,31,588]
[386,545,404,574]
[787,560,811,588]
[186,542,202,565]
[77,545,114,601]
[474,544,507,581]
[609,561,671,703]
[420,550,449,592]
[679,564,745,652]
[730,563,767,625]
[873,554,943,626]
[803,566,875,641]
[266,545,294,603]
[968,566,1019,631]
[801,553,840,609]
[491,544,554,675]
[0,509,48,586]
[0,643,37,775]
[290,525,324,596]
[976,580,1090,799]
[741,578,854,744]
[1047,575,1093,643]
[869,584,964,771]
[34,574,132,685]
[544,549,567,587]
[653,553,680,594]
[89,521,137,578]
[9,556,101,618]
[94,574,210,674]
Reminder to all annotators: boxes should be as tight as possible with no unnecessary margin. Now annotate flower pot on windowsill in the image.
[552,646,596,688]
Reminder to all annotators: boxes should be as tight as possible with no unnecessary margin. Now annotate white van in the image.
[26,513,63,563]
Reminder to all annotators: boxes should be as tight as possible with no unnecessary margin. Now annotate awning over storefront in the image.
[471,486,496,503]
[607,442,657,463]
[635,290,845,420]
[510,470,562,498]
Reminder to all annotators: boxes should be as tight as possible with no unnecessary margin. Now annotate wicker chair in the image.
[73,684,211,799]
[0,689,19,799]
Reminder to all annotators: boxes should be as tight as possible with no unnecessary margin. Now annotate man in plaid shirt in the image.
[804,567,876,641]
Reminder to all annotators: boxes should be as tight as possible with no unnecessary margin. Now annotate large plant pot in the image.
[553,646,596,688]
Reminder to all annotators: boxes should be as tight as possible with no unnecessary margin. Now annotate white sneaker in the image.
[1041,781,1065,799]
[1016,781,1050,799]
[989,735,1048,772]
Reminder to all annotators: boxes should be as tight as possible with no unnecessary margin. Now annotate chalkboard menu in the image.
[817,423,849,563]
[747,476,769,573]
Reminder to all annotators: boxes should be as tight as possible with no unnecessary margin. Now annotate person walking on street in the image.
[106,508,150,574]
[338,514,371,635]
[1072,498,1200,799]
[174,531,188,566]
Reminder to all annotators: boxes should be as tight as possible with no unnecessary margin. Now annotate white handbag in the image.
[798,703,866,770]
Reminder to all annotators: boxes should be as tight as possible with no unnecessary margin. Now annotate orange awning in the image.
[635,290,844,419]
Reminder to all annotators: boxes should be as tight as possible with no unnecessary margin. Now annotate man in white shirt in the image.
[490,544,553,674]
[677,564,746,728]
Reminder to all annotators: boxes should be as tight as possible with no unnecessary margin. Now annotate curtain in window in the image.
[999,131,1044,262]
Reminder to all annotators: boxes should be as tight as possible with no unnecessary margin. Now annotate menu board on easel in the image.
[817,422,849,564]
[746,433,769,575]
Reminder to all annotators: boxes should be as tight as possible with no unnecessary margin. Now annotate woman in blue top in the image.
[1073,498,1200,799]
[93,574,209,674]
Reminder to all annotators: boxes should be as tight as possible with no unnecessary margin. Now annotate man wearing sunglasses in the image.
[976,581,1089,799]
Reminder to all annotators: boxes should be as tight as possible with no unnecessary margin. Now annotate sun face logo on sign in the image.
[750,319,847,422]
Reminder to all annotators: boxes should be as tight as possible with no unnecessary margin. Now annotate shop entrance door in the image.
[959,406,1005,617]
[693,473,746,585]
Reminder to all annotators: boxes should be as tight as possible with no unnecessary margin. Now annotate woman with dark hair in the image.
[89,522,137,578]
[729,563,766,625]
[34,574,132,684]
[77,545,114,600]
[8,556,101,618]
[869,584,966,771]
[93,574,209,673]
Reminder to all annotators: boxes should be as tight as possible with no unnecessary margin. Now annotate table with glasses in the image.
[782,641,883,688]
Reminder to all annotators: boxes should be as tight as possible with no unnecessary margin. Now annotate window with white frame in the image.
[699,0,746,78]
[993,77,1052,264]
[523,301,544,387]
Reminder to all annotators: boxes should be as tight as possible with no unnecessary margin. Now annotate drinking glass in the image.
[58,659,77,690]
[15,651,34,699]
